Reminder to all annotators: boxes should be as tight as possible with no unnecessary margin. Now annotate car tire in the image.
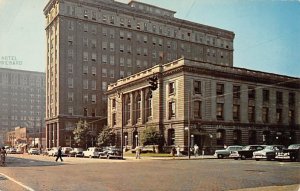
[255,159,260,161]
[217,154,223,159]
[89,155,92,158]
[241,155,246,160]
[234,157,238,160]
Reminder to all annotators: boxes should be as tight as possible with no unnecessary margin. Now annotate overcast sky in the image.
[0,0,299,77]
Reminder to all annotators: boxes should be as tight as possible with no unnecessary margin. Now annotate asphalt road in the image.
[0,154,299,191]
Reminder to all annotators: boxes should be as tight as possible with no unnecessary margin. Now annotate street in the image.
[0,154,299,191]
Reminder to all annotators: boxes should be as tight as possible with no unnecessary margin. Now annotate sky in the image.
[0,0,299,77]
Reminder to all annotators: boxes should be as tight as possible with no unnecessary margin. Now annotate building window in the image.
[112,98,116,108]
[194,81,201,94]
[263,89,269,103]
[68,92,74,102]
[216,129,225,145]
[289,110,295,124]
[125,96,131,123]
[83,107,88,116]
[216,103,224,120]
[68,107,73,115]
[102,81,107,91]
[249,130,257,145]
[169,100,176,119]
[233,85,240,98]
[146,92,152,119]
[68,78,73,88]
[83,80,88,89]
[194,101,201,119]
[83,65,88,74]
[276,108,282,123]
[233,129,242,145]
[248,106,255,122]
[83,52,88,61]
[92,94,96,104]
[233,105,240,121]
[91,66,96,76]
[262,107,269,123]
[289,92,295,107]
[167,129,175,146]
[169,82,175,95]
[112,113,116,126]
[91,80,96,90]
[276,91,283,105]
[102,68,107,77]
[216,83,224,96]
[91,53,97,61]
[83,94,88,104]
[136,94,141,122]
[248,87,255,100]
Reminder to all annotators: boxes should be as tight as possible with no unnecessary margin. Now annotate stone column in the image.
[141,89,145,124]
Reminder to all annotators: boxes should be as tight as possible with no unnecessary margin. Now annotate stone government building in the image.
[107,58,300,152]
[43,0,234,148]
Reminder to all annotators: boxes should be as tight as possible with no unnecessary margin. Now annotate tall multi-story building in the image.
[0,68,46,145]
[107,58,300,151]
[43,0,234,148]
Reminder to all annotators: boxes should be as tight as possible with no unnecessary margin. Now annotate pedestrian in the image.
[171,146,176,159]
[135,145,141,159]
[0,147,7,166]
[194,144,199,157]
[176,145,180,157]
[55,146,63,162]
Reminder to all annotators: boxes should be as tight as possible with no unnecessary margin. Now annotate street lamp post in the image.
[125,135,127,150]
[120,93,124,159]
[135,134,138,147]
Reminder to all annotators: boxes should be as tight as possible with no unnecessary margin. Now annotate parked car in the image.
[99,148,122,159]
[214,145,243,159]
[6,148,17,154]
[253,145,284,161]
[42,148,51,156]
[61,147,73,156]
[230,145,265,160]
[83,147,102,158]
[28,148,40,155]
[48,147,59,157]
[276,144,300,162]
[68,148,84,157]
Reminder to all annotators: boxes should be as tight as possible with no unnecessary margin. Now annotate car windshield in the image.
[265,146,274,150]
[242,146,250,150]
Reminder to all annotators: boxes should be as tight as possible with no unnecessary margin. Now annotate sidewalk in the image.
[124,155,216,160]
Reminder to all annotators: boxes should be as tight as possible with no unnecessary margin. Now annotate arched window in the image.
[216,129,226,145]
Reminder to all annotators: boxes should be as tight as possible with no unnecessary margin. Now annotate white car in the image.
[253,145,284,161]
[28,148,40,155]
[48,147,59,156]
[83,147,102,158]
[214,145,243,159]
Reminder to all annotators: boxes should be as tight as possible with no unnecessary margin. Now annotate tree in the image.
[97,126,115,147]
[73,120,89,148]
[140,126,164,146]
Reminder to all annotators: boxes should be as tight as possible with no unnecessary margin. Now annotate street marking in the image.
[0,173,35,191]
